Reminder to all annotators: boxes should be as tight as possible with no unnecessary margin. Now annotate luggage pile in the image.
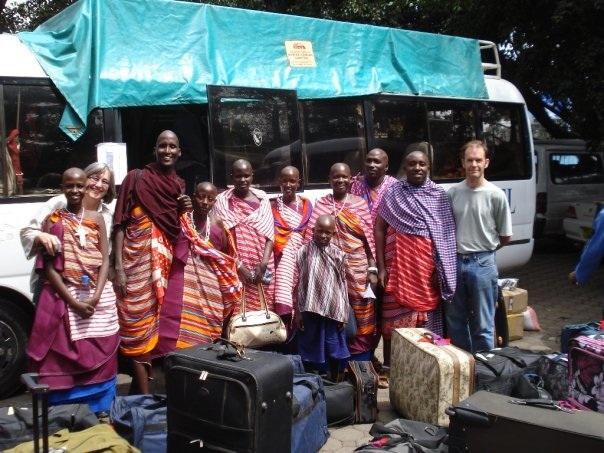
[4,323,604,452]
[357,323,604,452]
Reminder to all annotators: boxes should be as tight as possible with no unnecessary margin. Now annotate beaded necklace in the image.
[190,211,211,242]
[278,194,299,213]
[332,193,348,218]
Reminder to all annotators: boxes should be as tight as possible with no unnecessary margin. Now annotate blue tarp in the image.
[17,0,488,140]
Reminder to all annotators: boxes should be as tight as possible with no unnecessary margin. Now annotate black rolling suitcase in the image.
[447,390,604,452]
[164,339,293,452]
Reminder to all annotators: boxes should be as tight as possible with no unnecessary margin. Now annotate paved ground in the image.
[319,238,603,452]
[2,238,602,452]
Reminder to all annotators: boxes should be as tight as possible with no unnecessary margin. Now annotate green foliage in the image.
[0,0,76,32]
[1,0,602,141]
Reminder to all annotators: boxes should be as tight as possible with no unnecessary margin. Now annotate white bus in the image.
[0,0,534,397]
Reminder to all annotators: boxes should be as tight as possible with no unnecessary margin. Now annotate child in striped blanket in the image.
[27,167,119,413]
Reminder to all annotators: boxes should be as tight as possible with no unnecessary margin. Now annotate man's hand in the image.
[568,271,578,286]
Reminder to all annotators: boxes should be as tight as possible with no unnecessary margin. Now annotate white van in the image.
[534,139,604,237]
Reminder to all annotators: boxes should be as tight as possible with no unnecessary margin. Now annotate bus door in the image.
[206,85,301,192]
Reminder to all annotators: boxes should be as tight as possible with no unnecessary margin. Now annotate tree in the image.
[0,0,76,33]
[413,0,604,143]
[2,0,602,142]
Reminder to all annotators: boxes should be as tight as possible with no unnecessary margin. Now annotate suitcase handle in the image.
[21,373,50,453]
[207,338,247,360]
[21,372,50,394]
[445,405,492,427]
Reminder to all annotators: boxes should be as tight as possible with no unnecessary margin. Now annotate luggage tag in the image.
[419,332,451,346]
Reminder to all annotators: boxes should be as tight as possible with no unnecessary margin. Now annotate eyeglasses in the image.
[89,175,110,187]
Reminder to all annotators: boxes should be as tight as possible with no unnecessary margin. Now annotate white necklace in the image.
[74,207,86,248]
[189,211,211,242]
[332,193,348,218]
[278,195,299,213]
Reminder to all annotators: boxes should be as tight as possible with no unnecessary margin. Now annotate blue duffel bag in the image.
[110,394,167,453]
[292,374,329,453]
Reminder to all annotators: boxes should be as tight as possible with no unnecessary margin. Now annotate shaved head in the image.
[232,159,252,174]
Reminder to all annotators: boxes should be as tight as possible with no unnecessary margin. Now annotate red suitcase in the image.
[568,335,604,412]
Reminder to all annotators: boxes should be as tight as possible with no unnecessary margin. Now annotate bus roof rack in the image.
[479,40,501,78]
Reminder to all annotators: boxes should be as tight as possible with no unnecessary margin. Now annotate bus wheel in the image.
[0,303,30,399]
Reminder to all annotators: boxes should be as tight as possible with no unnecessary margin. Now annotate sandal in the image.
[378,374,389,389]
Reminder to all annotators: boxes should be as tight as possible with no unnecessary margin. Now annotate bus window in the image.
[427,102,476,181]
[368,98,427,177]
[300,99,366,185]
[480,102,531,180]
[120,104,210,195]
[1,82,104,198]
[207,85,300,191]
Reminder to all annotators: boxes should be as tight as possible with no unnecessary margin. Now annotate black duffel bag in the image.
[322,379,355,426]
[354,418,449,452]
[474,347,542,397]
[0,403,99,451]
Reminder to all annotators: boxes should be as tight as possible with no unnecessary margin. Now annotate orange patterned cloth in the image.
[154,214,242,355]
[116,206,172,356]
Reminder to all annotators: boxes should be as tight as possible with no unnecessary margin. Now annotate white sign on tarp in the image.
[96,142,128,185]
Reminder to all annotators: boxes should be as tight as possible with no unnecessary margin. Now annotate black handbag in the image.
[347,360,379,423]
[322,379,355,426]
[474,347,542,397]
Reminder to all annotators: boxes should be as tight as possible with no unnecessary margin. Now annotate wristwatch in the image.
[367,266,378,274]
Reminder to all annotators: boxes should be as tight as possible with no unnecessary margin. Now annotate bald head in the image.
[367,148,389,164]
[232,159,253,174]
[365,148,389,186]
[280,165,300,180]
[63,167,86,182]
[195,181,217,196]
[156,129,179,147]
[330,162,351,177]
[313,214,336,247]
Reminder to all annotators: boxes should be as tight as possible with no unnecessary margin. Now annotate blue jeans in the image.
[445,251,498,353]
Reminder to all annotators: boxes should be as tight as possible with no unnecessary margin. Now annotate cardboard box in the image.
[501,288,528,314]
[507,312,525,341]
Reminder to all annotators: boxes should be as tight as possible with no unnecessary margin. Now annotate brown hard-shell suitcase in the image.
[447,390,604,452]
[389,327,475,426]
[164,339,293,452]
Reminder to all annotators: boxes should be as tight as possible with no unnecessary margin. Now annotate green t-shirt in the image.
[447,180,512,254]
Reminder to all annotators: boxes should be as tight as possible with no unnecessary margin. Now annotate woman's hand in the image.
[35,232,62,256]
[113,268,127,297]
[237,263,254,284]
[72,301,95,319]
[253,262,268,283]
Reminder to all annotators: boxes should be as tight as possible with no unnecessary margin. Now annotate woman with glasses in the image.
[20,162,116,303]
